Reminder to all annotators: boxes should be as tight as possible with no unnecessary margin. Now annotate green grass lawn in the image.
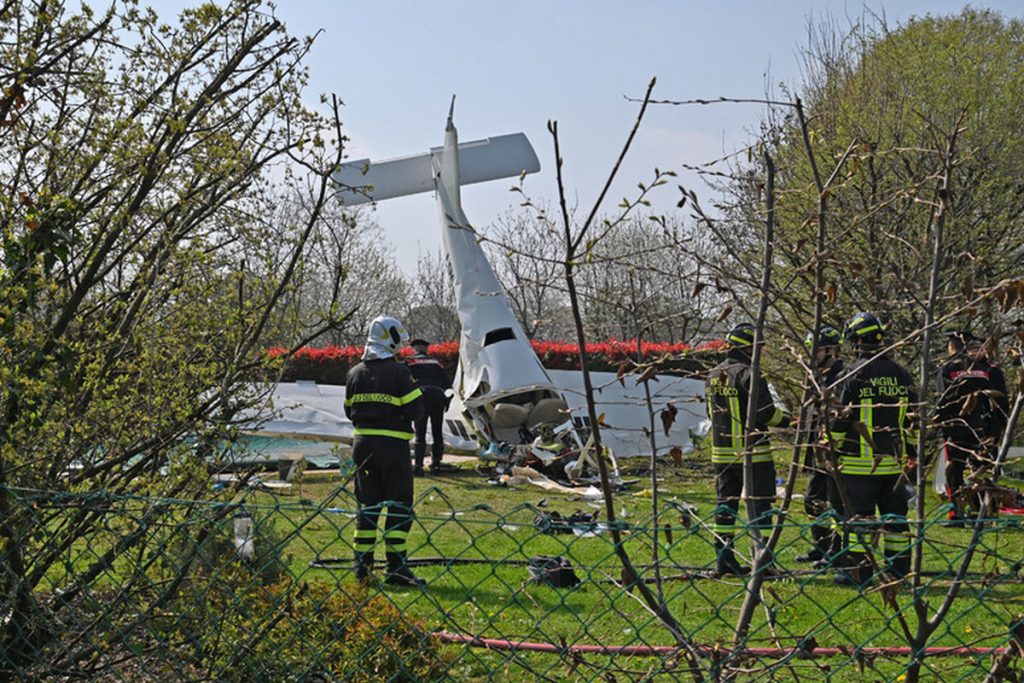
[235,452,1023,682]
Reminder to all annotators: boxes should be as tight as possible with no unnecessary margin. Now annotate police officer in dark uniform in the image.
[345,315,424,587]
[796,325,845,564]
[936,330,1009,524]
[829,312,917,585]
[406,338,451,476]
[705,322,789,576]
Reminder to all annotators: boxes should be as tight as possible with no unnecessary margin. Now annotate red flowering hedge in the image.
[268,339,726,385]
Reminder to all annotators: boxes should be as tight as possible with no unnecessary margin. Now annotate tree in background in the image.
[284,209,410,347]
[403,249,460,344]
[483,207,572,340]
[482,208,723,345]
[730,9,1024,349]
[0,0,342,667]
[574,215,723,344]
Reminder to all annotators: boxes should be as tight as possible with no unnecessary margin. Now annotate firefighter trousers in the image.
[352,435,415,568]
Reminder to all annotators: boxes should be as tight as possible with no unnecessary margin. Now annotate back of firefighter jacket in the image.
[937,355,1009,444]
[406,352,449,396]
[345,358,424,440]
[705,350,788,464]
[830,353,918,475]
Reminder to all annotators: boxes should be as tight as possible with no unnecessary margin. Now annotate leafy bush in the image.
[192,579,451,682]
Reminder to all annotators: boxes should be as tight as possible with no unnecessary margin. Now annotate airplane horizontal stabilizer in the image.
[333,133,540,205]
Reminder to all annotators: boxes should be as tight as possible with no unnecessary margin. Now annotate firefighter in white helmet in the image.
[345,315,425,587]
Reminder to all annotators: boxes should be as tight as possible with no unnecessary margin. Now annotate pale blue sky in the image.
[157,1,1024,271]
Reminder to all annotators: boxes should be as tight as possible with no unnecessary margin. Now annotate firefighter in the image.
[406,338,453,476]
[936,330,1010,525]
[829,312,917,586]
[796,325,845,565]
[345,315,425,587]
[705,322,789,576]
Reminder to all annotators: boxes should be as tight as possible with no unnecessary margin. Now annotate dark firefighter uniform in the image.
[797,326,845,565]
[829,312,917,585]
[936,331,1009,523]
[705,322,789,575]
[345,316,424,587]
[406,339,450,475]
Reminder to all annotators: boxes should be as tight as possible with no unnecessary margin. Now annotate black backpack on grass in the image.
[528,555,580,588]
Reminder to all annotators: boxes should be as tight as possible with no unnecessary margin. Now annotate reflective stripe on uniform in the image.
[845,519,873,553]
[728,396,742,451]
[838,397,900,475]
[900,397,919,456]
[860,398,873,461]
[883,532,910,553]
[710,447,774,464]
[383,528,408,553]
[353,528,376,552]
[842,456,900,475]
[344,388,423,408]
[353,427,415,440]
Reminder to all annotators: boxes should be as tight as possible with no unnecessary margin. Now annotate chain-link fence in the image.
[0,481,1021,682]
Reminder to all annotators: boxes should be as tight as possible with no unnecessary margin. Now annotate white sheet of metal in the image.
[239,382,353,441]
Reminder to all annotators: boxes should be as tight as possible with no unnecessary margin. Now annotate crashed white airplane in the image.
[336,104,560,444]
[240,104,707,468]
[332,101,706,466]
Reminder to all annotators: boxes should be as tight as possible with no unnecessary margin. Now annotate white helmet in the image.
[363,315,409,360]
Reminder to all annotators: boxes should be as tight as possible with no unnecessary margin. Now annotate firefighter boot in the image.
[796,525,831,563]
[715,538,749,577]
[413,440,426,477]
[353,552,375,585]
[430,439,444,471]
[833,552,870,588]
[813,532,843,570]
[385,553,425,588]
[885,552,911,580]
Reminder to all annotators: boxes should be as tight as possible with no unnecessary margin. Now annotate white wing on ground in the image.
[239,381,477,454]
[240,375,708,460]
[547,370,708,458]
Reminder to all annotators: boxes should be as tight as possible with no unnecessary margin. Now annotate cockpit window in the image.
[484,327,515,346]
